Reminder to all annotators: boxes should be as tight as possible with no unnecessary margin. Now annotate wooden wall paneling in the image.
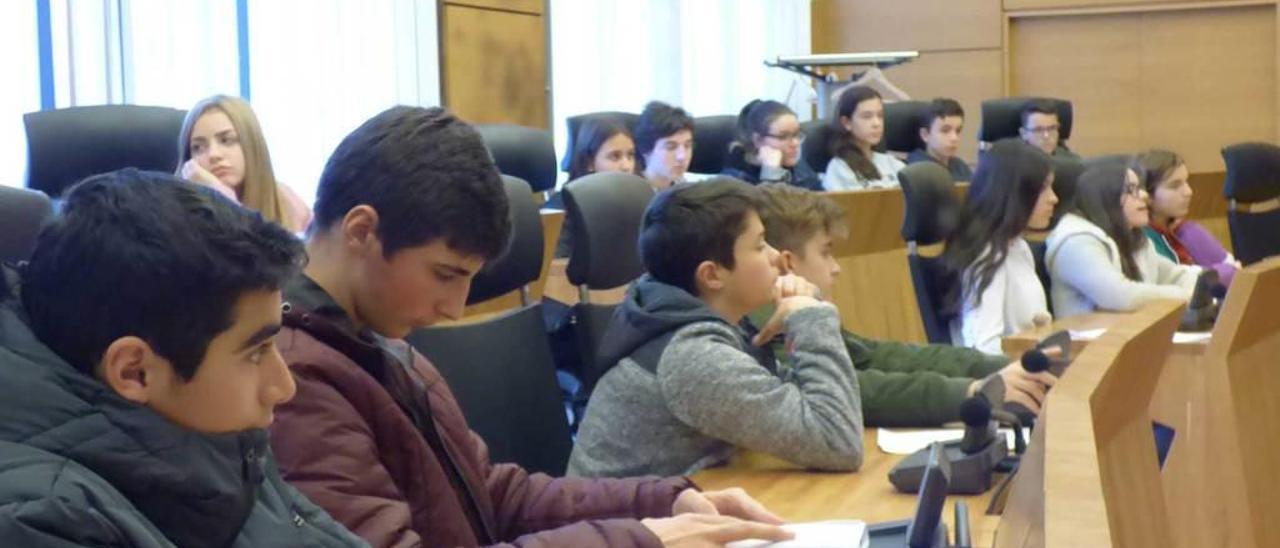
[811,0,1002,52]
[441,3,548,128]
[1004,0,1262,13]
[445,0,541,15]
[1009,12,1144,157]
[1138,5,1276,172]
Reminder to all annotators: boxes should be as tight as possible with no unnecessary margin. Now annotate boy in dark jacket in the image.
[0,170,366,547]
[753,184,1056,426]
[268,106,791,548]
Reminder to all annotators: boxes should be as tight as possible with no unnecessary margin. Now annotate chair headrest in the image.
[0,186,54,264]
[978,97,1074,144]
[1049,156,1085,227]
[800,119,835,173]
[466,175,544,305]
[899,162,960,245]
[688,115,737,174]
[883,101,932,154]
[560,111,640,172]
[24,105,187,198]
[1222,142,1280,202]
[474,124,557,193]
[563,172,653,289]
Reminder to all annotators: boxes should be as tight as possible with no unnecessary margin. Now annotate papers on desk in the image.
[727,520,869,548]
[877,427,1030,455]
[1068,328,1212,345]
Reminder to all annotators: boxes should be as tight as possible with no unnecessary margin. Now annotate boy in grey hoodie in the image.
[568,178,863,478]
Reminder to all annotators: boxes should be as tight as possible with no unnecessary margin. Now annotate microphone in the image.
[1003,349,1050,429]
[958,397,996,454]
[1181,269,1221,331]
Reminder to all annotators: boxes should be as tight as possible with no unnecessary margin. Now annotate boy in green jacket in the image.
[752,184,1055,426]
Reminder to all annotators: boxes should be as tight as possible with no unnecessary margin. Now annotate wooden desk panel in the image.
[693,429,1002,547]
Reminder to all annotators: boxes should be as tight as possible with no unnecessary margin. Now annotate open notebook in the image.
[726,520,869,548]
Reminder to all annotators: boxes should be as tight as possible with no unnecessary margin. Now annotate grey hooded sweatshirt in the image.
[567,275,863,478]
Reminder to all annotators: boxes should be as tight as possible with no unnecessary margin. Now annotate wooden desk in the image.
[692,429,1002,547]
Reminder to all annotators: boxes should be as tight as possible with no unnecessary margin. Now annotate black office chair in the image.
[800,119,835,174]
[689,114,737,175]
[883,100,932,155]
[473,124,558,193]
[560,111,640,172]
[899,162,961,344]
[24,105,187,198]
[562,172,653,391]
[1221,142,1280,265]
[405,175,572,475]
[978,97,1074,148]
[0,186,54,264]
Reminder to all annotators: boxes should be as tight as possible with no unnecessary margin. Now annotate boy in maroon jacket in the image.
[269,106,791,548]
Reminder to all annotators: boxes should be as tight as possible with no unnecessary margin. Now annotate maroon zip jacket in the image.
[269,276,692,548]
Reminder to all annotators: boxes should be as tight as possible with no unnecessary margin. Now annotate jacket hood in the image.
[596,274,729,368]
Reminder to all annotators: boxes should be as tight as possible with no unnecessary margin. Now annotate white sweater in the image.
[822,153,904,190]
[951,238,1051,354]
[1046,213,1201,318]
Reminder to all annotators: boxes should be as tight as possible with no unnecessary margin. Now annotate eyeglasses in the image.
[1123,182,1145,197]
[764,132,805,144]
[1023,125,1060,137]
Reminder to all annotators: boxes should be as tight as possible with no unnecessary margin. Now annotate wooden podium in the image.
[998,257,1280,547]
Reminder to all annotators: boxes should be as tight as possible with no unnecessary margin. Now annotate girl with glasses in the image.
[720,99,821,190]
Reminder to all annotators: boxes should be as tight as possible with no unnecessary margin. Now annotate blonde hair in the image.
[756,183,848,254]
[177,95,293,228]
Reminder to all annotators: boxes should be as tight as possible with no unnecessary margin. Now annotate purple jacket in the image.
[1176,221,1239,287]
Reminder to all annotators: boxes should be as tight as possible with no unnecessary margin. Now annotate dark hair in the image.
[919,98,965,136]
[313,106,510,261]
[639,177,762,295]
[1072,160,1146,281]
[1020,99,1059,129]
[1135,149,1185,196]
[568,118,635,181]
[733,99,795,158]
[942,139,1052,309]
[634,101,694,161]
[21,169,305,380]
[829,86,884,181]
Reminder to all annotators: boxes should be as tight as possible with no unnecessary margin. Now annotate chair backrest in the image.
[800,119,835,174]
[1222,143,1280,265]
[406,305,573,475]
[883,100,932,154]
[0,186,54,264]
[473,124,557,193]
[899,162,960,344]
[24,105,187,197]
[466,175,544,305]
[1049,156,1085,229]
[563,172,652,290]
[978,97,1074,145]
[560,111,640,172]
[688,114,737,174]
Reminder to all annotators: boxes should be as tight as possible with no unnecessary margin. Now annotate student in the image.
[823,86,904,190]
[177,94,312,233]
[1018,100,1081,162]
[0,170,365,547]
[569,178,864,478]
[1046,161,1201,318]
[720,99,821,190]
[906,98,973,182]
[548,117,638,258]
[268,106,791,548]
[942,139,1057,355]
[754,183,1056,424]
[1137,149,1241,287]
[635,101,695,191]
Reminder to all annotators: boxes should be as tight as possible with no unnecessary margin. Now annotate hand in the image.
[181,159,238,201]
[673,488,785,525]
[752,275,823,346]
[995,359,1057,415]
[641,514,793,548]
[757,145,783,169]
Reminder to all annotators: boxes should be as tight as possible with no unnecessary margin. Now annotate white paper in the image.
[877,427,1030,455]
[727,520,869,548]
[1172,331,1212,344]
[1068,328,1107,341]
